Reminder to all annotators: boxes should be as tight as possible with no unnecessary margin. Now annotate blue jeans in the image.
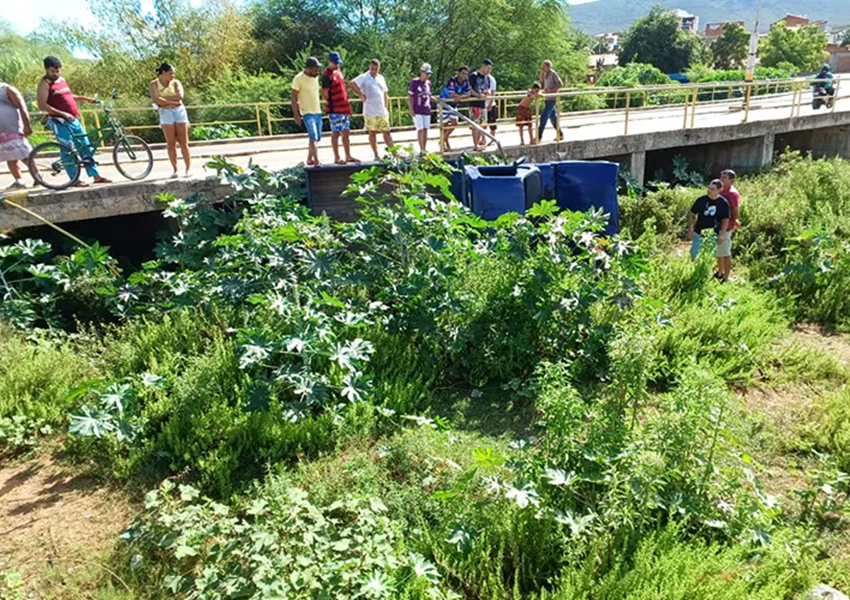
[538,100,561,141]
[47,118,99,178]
[303,114,322,141]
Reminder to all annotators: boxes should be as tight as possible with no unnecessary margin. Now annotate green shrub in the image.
[539,526,817,599]
[800,388,850,473]
[648,256,790,384]
[192,123,250,140]
[0,325,96,429]
[619,185,694,241]
[127,478,449,598]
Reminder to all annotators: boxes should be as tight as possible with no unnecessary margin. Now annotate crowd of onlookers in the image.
[291,53,569,165]
[1,56,192,189]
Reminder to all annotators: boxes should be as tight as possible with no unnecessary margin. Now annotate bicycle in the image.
[28,89,154,191]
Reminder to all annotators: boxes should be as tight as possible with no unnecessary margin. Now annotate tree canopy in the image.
[710,22,749,70]
[617,6,708,74]
[1,0,590,103]
[759,22,828,72]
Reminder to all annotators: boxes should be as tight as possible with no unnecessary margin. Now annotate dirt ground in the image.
[0,449,137,596]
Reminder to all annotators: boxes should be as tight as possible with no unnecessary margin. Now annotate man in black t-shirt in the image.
[468,59,493,150]
[688,179,731,280]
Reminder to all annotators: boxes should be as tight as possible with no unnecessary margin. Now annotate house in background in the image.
[593,32,620,53]
[827,26,848,45]
[673,9,699,33]
[703,21,746,42]
[827,44,850,73]
[772,14,828,31]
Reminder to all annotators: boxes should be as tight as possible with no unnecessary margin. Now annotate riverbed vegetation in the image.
[1,151,850,598]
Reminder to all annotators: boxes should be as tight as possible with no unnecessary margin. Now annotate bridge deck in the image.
[2,86,849,230]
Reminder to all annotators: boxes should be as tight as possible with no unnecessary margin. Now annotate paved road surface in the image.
[2,85,847,191]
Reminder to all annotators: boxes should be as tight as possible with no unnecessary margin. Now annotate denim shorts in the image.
[329,113,350,132]
[159,105,189,125]
[303,114,322,141]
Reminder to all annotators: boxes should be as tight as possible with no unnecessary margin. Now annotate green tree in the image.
[42,0,254,97]
[840,30,850,47]
[618,6,708,74]
[711,22,749,70]
[246,0,588,93]
[759,22,828,72]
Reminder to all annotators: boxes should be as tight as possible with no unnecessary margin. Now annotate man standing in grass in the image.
[292,56,323,167]
[719,169,740,281]
[322,51,359,165]
[688,179,731,282]
[350,59,394,162]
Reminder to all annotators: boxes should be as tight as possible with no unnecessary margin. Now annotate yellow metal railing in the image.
[28,77,841,152]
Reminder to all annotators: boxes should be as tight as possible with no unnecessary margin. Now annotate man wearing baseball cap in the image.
[322,51,359,164]
[291,56,323,167]
[408,63,436,154]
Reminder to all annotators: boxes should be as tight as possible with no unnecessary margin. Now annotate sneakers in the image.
[6,180,27,190]
[170,172,179,179]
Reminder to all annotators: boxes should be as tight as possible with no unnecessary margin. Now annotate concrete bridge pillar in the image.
[629,151,647,187]
[760,133,775,169]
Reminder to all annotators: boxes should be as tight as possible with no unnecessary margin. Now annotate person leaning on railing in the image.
[149,63,192,178]
[37,56,111,187]
[515,83,540,146]
[437,66,471,152]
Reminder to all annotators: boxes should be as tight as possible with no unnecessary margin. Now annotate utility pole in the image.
[742,0,763,121]
[745,0,763,82]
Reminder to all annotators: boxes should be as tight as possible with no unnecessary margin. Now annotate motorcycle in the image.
[812,86,835,110]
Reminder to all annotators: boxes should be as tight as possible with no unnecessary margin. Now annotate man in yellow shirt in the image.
[291,57,323,167]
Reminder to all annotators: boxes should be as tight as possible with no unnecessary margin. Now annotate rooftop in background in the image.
[672,8,699,33]
[703,21,747,41]
[772,14,828,31]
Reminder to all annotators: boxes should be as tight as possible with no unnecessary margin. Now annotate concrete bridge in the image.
[2,82,849,230]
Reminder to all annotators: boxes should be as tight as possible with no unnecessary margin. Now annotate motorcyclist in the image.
[813,64,835,97]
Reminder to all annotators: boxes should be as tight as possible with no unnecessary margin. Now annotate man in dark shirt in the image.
[688,179,731,281]
[468,59,493,150]
[321,51,359,164]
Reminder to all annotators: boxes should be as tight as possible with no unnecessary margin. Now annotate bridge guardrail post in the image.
[743,83,752,123]
[264,105,273,136]
[682,89,691,129]
[531,100,540,146]
[689,87,698,129]
[255,104,263,136]
[832,79,840,113]
[624,92,630,135]
[438,103,445,154]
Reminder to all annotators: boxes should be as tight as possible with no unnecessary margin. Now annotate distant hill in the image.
[571,0,850,35]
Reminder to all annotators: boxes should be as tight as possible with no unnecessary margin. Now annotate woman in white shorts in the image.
[149,63,191,178]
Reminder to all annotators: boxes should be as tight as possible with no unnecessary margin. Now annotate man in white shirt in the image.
[485,72,497,145]
[350,59,395,162]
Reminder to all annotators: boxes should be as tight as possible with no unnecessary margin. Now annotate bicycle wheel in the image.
[28,141,81,190]
[113,135,153,181]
